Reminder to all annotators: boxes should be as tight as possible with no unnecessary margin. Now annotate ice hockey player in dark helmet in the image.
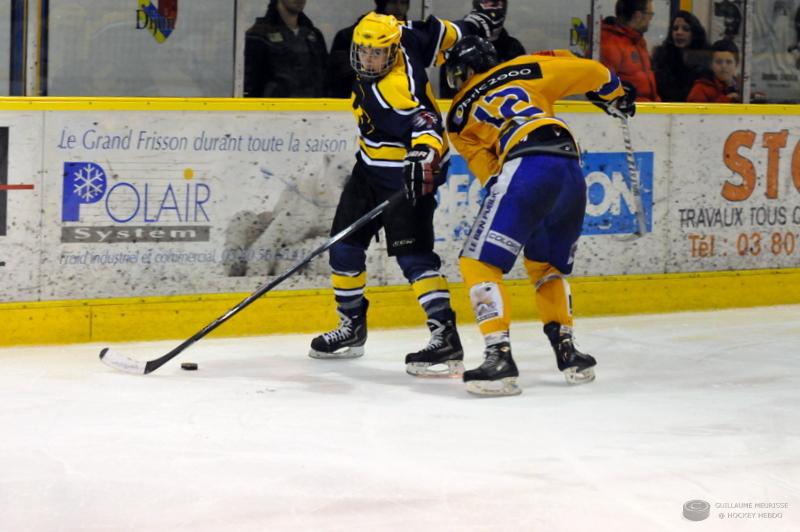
[441,36,635,395]
[444,35,499,91]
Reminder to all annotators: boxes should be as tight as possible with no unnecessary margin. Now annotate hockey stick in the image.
[100,189,406,375]
[618,115,648,239]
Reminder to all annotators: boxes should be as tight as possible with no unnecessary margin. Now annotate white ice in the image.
[1,305,799,532]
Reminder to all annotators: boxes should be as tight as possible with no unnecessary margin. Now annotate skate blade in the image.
[406,360,464,378]
[563,366,596,385]
[308,345,365,360]
[465,377,521,396]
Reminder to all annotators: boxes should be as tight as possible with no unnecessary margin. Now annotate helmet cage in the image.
[351,41,399,80]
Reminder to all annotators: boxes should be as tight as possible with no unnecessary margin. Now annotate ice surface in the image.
[1,305,799,531]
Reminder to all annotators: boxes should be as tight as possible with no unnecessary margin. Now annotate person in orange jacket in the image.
[687,39,741,103]
[600,0,661,101]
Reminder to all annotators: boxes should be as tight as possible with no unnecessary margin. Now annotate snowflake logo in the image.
[61,161,108,222]
[72,163,107,201]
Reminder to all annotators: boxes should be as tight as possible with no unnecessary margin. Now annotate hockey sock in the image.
[460,257,511,341]
[332,270,367,318]
[524,259,573,327]
[410,270,454,322]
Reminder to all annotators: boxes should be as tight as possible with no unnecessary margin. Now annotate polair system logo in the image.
[60,161,212,243]
[136,0,178,43]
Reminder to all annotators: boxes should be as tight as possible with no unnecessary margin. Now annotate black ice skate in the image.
[308,301,368,359]
[544,322,596,384]
[462,342,521,396]
[405,317,464,378]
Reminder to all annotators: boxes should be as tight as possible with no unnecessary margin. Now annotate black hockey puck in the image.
[181,362,198,371]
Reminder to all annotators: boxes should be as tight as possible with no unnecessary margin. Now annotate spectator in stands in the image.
[687,40,741,103]
[600,0,660,101]
[244,0,328,97]
[652,10,710,102]
[714,0,742,41]
[326,0,410,98]
[438,0,525,99]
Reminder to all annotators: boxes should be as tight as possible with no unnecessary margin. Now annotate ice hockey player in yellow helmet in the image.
[350,12,402,80]
[308,4,506,377]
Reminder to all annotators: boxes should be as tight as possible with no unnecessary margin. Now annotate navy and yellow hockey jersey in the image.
[352,16,468,188]
[446,51,625,186]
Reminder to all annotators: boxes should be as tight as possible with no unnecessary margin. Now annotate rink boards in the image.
[1,98,799,345]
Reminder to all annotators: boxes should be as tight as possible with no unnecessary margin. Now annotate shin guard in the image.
[460,257,510,339]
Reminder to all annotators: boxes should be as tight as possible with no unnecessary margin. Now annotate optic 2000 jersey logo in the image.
[136,0,178,43]
[60,161,211,243]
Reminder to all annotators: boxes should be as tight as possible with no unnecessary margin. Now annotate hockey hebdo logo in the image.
[61,161,211,243]
[582,151,654,235]
[136,0,178,43]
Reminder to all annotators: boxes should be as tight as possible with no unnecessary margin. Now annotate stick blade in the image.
[99,347,148,375]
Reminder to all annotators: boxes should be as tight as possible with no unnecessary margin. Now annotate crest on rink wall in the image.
[582,151,654,235]
[136,0,178,43]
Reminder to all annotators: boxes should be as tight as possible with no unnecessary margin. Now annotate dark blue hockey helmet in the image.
[445,35,499,90]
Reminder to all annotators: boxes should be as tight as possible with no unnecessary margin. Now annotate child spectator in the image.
[687,39,741,103]
[652,10,710,102]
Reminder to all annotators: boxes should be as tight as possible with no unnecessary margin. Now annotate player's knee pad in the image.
[461,257,509,335]
[468,281,510,336]
[329,241,367,273]
[396,252,442,282]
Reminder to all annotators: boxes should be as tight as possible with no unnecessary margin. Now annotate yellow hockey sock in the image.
[524,259,573,327]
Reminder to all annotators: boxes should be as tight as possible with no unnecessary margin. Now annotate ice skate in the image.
[544,322,596,384]
[309,301,368,359]
[462,342,521,396]
[405,318,464,378]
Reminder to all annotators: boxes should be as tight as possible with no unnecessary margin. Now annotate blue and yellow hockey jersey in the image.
[446,51,625,186]
[352,16,467,188]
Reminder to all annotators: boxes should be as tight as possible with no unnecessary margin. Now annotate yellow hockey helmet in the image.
[351,12,402,80]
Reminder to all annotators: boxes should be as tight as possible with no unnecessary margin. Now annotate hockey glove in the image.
[403,145,442,204]
[586,81,637,119]
[463,3,506,41]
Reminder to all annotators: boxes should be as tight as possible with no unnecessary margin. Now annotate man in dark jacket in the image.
[438,0,525,99]
[244,0,328,97]
[326,0,410,98]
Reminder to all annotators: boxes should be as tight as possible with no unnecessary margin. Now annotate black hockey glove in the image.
[586,81,637,119]
[403,145,443,204]
[463,3,506,41]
